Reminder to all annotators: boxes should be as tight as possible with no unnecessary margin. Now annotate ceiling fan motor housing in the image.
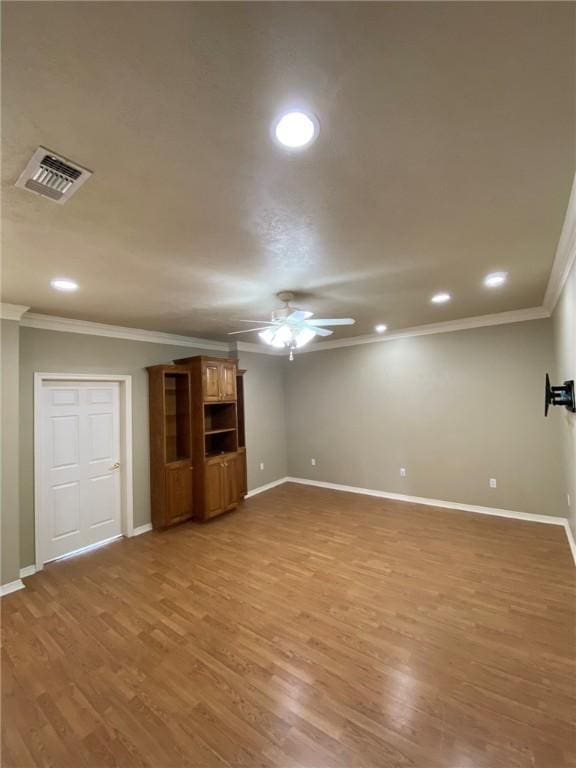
[272,307,292,322]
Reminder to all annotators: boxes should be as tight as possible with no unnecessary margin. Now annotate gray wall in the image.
[17,329,287,570]
[238,351,288,490]
[553,259,576,536]
[1,320,20,584]
[285,319,567,518]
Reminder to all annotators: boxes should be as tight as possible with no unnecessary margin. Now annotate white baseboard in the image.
[563,521,576,566]
[285,477,568,525]
[245,476,291,498]
[1,579,25,597]
[132,523,153,536]
[20,565,37,579]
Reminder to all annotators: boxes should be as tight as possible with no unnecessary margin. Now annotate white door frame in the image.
[34,372,134,570]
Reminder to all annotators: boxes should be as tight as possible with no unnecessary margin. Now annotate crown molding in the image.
[234,340,285,356]
[543,172,576,314]
[298,305,550,354]
[0,303,30,321]
[14,305,550,356]
[20,312,230,351]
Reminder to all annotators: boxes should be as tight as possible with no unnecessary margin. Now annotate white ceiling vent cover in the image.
[15,147,92,204]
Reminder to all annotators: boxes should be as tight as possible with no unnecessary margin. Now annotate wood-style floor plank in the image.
[2,483,575,768]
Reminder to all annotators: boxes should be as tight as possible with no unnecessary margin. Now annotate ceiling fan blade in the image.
[311,327,333,337]
[227,327,274,335]
[233,319,277,325]
[307,318,356,326]
[287,309,314,323]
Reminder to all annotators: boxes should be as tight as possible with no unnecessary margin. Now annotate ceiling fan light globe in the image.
[259,325,291,348]
[275,325,293,345]
[259,328,277,346]
[294,328,316,348]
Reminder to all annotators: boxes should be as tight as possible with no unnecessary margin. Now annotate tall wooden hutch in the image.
[147,356,248,527]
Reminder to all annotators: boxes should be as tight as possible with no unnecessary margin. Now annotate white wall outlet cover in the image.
[311,458,316,466]
[259,462,264,471]
[568,494,571,508]
[489,478,497,488]
[400,467,406,477]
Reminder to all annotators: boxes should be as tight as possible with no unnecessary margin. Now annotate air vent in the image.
[15,147,92,204]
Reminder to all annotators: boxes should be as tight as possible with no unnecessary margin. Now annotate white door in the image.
[40,381,122,563]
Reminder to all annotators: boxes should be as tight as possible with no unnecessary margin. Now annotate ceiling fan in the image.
[228,291,355,359]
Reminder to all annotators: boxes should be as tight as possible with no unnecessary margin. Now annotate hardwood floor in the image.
[2,483,575,768]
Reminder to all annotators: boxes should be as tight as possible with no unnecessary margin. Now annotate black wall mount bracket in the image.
[545,373,576,416]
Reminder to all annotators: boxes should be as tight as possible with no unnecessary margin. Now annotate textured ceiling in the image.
[2,1,574,341]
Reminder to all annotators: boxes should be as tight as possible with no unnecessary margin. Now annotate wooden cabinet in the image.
[174,356,237,402]
[147,366,194,529]
[203,454,240,520]
[148,356,247,524]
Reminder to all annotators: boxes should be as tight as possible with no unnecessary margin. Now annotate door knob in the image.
[110,462,120,471]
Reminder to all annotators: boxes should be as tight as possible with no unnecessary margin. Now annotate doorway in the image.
[34,373,133,569]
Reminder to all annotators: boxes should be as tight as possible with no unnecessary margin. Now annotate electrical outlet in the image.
[568,493,571,508]
[259,462,264,471]
[311,458,316,467]
[489,478,497,489]
[400,467,406,477]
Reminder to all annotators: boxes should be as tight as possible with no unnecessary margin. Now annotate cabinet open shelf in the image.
[203,401,237,457]
[205,427,236,435]
[164,372,191,463]
[205,429,237,457]
[146,365,194,529]
[204,402,237,431]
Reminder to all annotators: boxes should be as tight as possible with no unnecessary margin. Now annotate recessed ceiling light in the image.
[484,271,508,288]
[375,324,387,333]
[50,278,78,292]
[273,111,319,150]
[431,292,451,304]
